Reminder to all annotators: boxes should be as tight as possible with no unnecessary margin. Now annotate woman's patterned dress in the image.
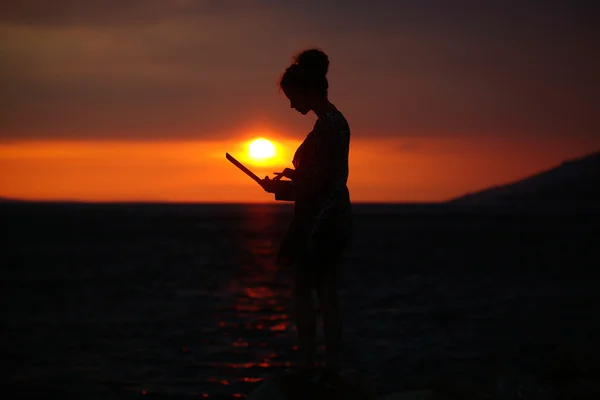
[276,110,353,264]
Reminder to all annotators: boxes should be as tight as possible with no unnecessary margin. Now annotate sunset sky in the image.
[1,1,598,203]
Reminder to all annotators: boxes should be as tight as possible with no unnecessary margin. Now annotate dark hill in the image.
[449,151,600,208]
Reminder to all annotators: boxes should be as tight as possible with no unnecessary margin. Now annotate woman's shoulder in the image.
[317,110,350,133]
[322,109,347,123]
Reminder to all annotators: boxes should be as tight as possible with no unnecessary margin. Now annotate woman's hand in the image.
[261,176,277,193]
[273,168,295,180]
[261,176,290,193]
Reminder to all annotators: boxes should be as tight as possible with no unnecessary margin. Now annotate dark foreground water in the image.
[1,202,599,399]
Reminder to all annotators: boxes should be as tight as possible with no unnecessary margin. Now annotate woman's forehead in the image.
[283,86,304,99]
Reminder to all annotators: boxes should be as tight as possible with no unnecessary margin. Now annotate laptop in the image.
[225,153,264,186]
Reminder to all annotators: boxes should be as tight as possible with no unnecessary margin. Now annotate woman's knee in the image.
[317,264,340,291]
[316,276,339,303]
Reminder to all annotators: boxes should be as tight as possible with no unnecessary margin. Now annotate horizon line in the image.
[0,198,451,206]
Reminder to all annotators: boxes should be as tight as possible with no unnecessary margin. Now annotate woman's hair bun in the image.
[293,48,329,77]
[278,47,329,95]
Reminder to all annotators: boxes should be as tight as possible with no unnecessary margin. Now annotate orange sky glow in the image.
[1,2,598,203]
[1,135,597,203]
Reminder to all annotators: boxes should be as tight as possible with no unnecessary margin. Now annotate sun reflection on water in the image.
[204,204,295,396]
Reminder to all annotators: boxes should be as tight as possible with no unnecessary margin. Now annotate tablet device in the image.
[225,153,263,186]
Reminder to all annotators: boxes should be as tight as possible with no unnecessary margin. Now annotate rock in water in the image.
[246,370,378,400]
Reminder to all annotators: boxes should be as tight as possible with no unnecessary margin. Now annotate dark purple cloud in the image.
[1,0,598,140]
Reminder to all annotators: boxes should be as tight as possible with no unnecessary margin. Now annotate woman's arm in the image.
[274,181,295,201]
[273,168,296,180]
[261,178,296,201]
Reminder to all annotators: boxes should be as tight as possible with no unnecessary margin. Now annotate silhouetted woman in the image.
[262,48,353,385]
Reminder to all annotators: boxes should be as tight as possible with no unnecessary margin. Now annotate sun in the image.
[248,138,276,160]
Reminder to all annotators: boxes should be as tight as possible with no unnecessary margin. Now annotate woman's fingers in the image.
[261,177,273,192]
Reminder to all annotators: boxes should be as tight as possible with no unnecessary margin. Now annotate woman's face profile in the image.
[283,87,311,115]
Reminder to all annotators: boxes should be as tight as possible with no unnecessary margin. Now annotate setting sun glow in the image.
[248,138,275,160]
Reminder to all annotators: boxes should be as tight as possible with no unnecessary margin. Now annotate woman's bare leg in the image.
[292,264,317,371]
[315,257,342,373]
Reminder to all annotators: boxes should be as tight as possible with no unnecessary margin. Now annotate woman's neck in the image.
[312,98,337,118]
